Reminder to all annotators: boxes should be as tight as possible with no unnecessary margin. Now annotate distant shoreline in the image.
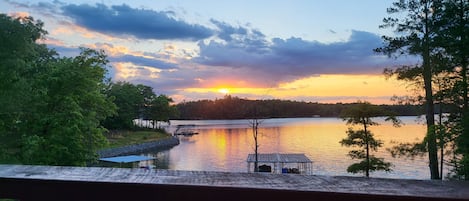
[170,114,422,121]
[176,98,426,120]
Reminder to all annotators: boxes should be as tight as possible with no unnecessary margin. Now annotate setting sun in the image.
[218,88,230,95]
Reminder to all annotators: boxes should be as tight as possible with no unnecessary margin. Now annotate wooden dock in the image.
[0,165,468,200]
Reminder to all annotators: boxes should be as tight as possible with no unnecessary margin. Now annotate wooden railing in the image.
[0,165,468,201]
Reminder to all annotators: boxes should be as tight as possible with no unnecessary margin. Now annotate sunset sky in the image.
[1,0,420,104]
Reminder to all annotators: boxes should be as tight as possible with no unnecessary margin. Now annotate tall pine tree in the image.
[376,0,442,179]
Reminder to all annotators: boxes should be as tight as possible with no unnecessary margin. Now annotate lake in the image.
[141,116,436,179]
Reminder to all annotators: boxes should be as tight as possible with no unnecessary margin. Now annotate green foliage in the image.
[340,129,383,152]
[16,48,116,166]
[0,14,50,153]
[0,15,175,168]
[387,142,427,159]
[439,0,469,180]
[346,156,392,174]
[0,14,50,163]
[0,14,116,166]
[340,101,397,177]
[102,82,176,130]
[103,81,143,130]
[146,94,177,128]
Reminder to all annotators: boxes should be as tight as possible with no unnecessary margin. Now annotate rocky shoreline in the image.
[98,137,180,158]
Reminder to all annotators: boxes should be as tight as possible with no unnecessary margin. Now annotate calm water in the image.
[141,116,436,179]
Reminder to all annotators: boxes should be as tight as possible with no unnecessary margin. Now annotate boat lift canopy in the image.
[99,155,155,163]
[247,153,313,175]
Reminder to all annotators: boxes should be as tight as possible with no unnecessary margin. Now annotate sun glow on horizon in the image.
[180,74,415,104]
[218,88,230,95]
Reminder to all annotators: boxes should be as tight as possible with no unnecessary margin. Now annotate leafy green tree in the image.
[21,48,116,165]
[0,14,51,163]
[340,101,400,177]
[0,14,116,165]
[103,81,177,130]
[103,81,143,130]
[138,84,155,122]
[376,0,442,179]
[147,94,176,129]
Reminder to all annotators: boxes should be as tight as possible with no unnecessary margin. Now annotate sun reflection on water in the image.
[148,117,431,179]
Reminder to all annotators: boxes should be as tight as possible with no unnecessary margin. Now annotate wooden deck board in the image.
[0,165,468,200]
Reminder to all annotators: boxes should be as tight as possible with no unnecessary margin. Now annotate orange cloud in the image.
[39,36,65,46]
[9,12,30,18]
[87,43,134,57]
[113,62,140,80]
[49,22,120,45]
[113,62,162,80]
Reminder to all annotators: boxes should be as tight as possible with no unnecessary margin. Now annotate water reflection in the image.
[144,117,433,179]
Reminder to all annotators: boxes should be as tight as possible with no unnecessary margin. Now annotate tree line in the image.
[0,14,175,166]
[176,95,423,120]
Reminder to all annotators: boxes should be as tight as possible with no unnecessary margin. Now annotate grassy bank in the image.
[105,130,172,148]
